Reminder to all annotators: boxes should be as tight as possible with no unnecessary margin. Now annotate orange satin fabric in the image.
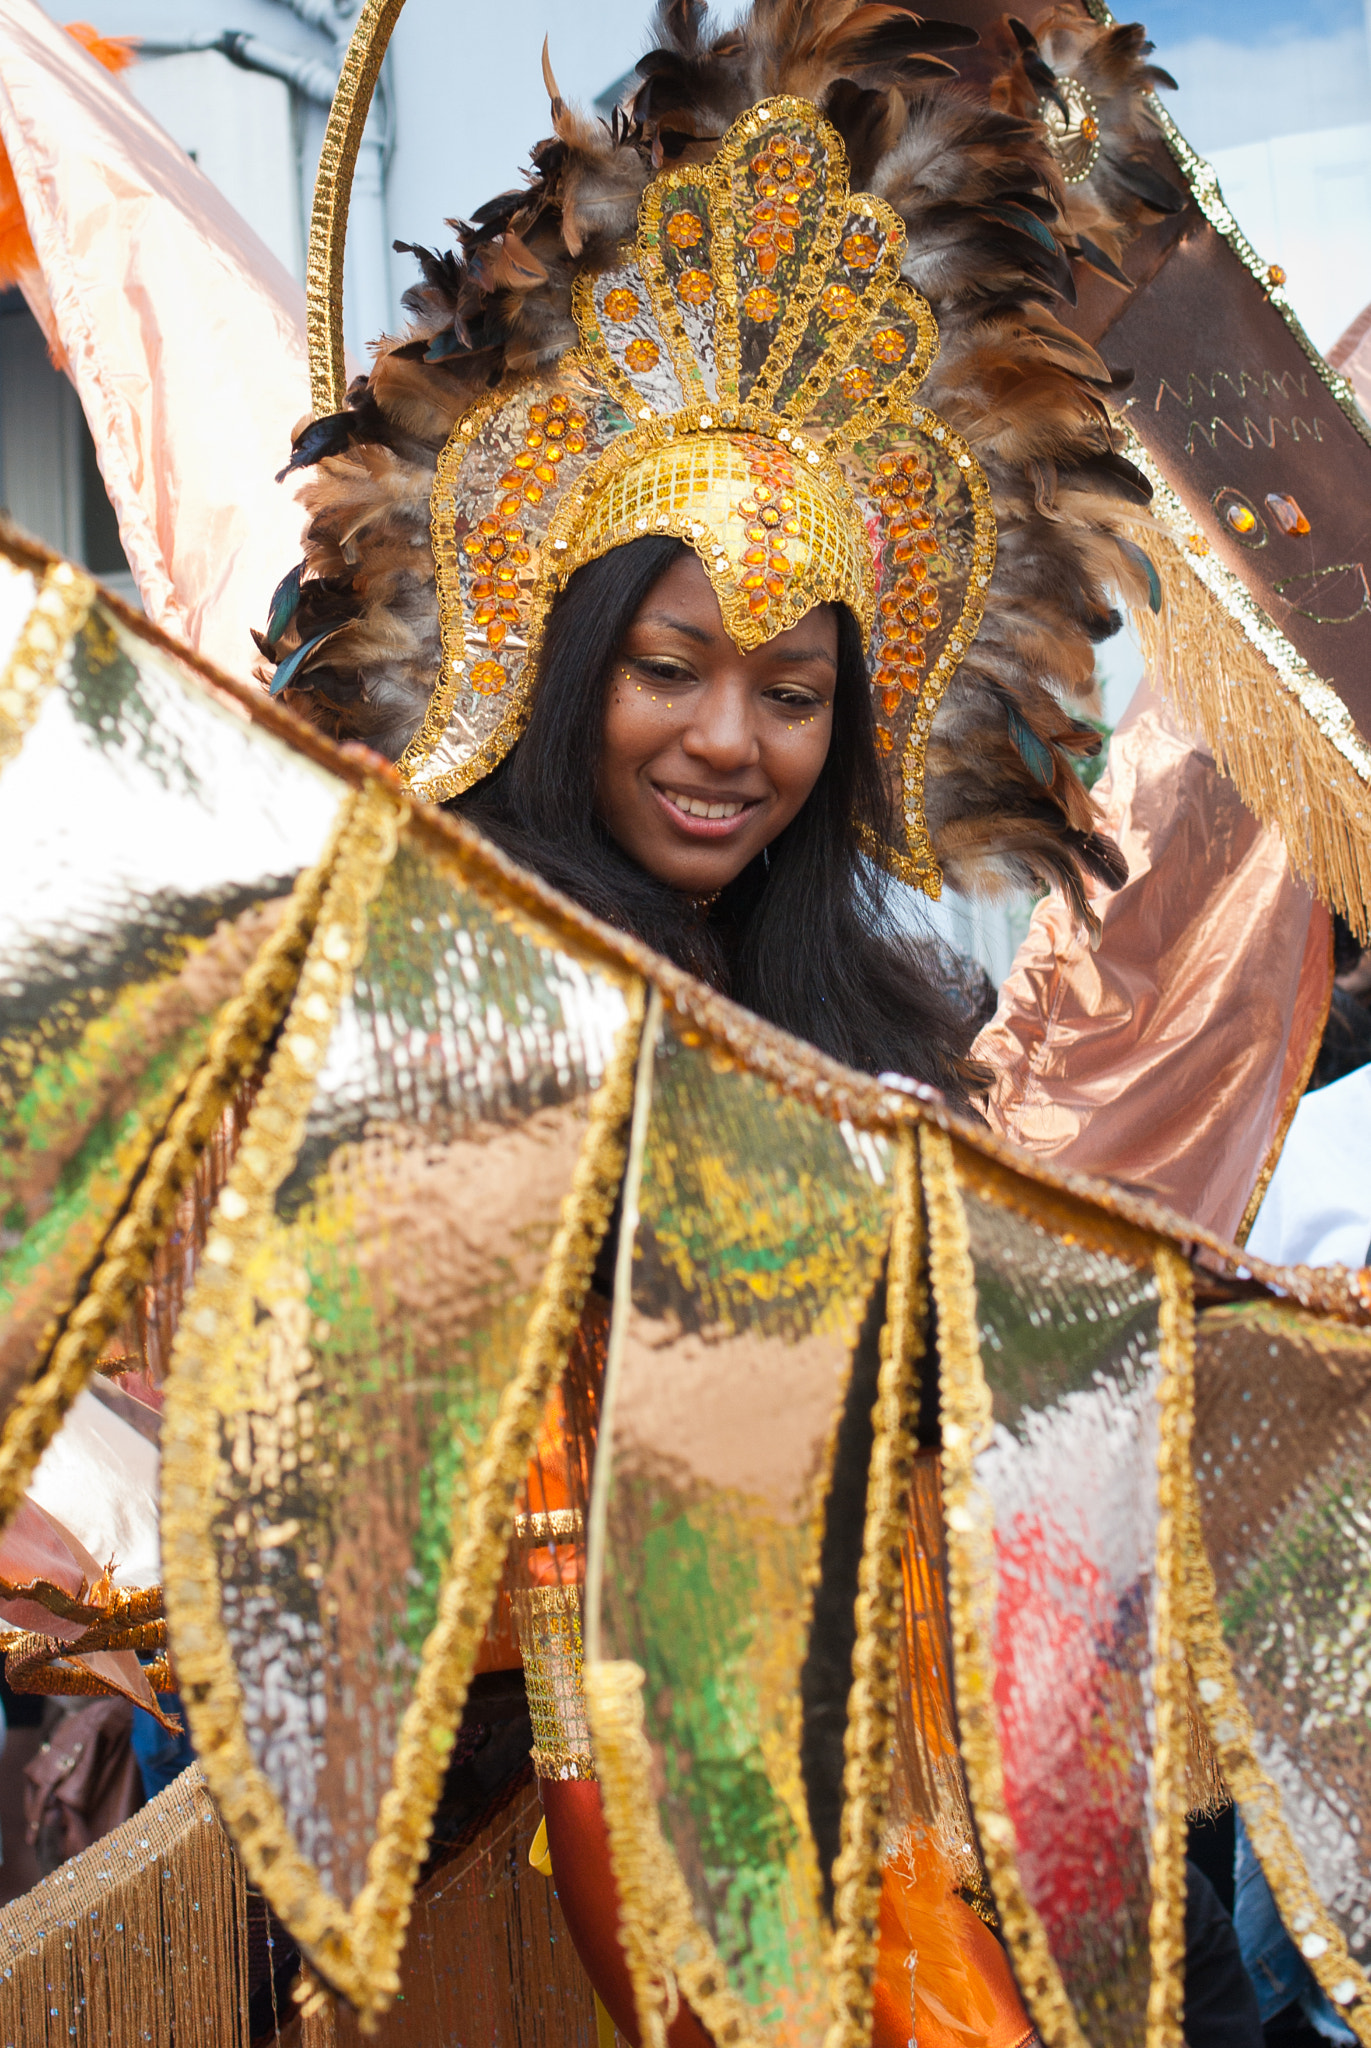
[0,0,315,678]
[975,679,1332,1240]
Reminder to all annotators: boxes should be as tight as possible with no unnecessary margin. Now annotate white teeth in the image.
[663,788,746,820]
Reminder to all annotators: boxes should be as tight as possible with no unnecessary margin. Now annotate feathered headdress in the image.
[260,0,1172,928]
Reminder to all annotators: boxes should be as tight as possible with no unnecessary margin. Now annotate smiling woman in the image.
[454,535,982,1098]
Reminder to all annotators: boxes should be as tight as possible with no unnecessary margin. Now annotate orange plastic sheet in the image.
[0,0,313,677]
[976,679,1332,1241]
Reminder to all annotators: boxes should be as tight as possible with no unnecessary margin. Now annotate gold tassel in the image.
[0,1763,248,2046]
[1121,502,1371,942]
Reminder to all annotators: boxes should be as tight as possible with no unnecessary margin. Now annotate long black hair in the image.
[452,537,979,1099]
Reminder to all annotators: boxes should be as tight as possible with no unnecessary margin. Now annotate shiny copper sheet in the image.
[0,600,339,1411]
[203,840,630,1907]
[977,683,1331,1241]
[1194,1303,1371,1972]
[590,1018,893,2044]
[954,1179,1164,2047]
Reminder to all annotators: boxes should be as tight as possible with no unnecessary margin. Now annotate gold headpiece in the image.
[398,97,995,892]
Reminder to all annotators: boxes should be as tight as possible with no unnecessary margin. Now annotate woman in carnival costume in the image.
[260,4,1262,2040]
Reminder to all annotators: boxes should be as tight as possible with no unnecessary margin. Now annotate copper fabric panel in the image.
[1193,1303,1371,1971]
[955,1183,1163,2047]
[206,840,630,1908]
[591,1019,893,2045]
[0,603,340,1411]
[977,682,1330,1240]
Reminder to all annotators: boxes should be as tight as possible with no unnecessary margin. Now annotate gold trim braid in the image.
[346,972,647,2002]
[1147,1248,1195,2048]
[919,1123,1089,2048]
[160,780,407,2014]
[1181,1479,1371,2044]
[0,559,95,777]
[306,0,406,416]
[824,1126,924,2048]
[0,786,352,1533]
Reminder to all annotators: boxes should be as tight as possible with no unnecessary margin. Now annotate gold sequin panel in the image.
[1193,1302,1371,1973]
[957,1185,1164,2048]
[0,601,341,1418]
[589,1016,893,2045]
[205,838,630,1907]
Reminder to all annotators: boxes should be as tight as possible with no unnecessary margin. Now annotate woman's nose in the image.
[680,679,760,769]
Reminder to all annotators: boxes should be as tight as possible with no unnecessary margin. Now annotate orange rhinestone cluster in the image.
[820,282,859,320]
[733,438,802,620]
[624,337,661,372]
[871,451,941,747]
[604,287,641,322]
[461,393,588,691]
[745,133,815,276]
[666,210,704,249]
[743,286,780,323]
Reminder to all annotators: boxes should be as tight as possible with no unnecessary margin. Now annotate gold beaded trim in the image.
[0,560,95,777]
[1181,1475,1371,2043]
[919,1122,1090,2048]
[1148,1247,1195,2048]
[0,781,350,1535]
[163,809,644,2019]
[825,1127,925,2048]
[585,1659,765,2048]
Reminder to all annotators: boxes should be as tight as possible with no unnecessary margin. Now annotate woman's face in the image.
[595,551,838,897]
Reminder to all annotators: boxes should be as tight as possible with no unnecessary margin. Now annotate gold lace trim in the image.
[0,559,94,776]
[1181,1475,1371,2043]
[512,1584,596,1782]
[0,783,349,1532]
[826,1126,925,2048]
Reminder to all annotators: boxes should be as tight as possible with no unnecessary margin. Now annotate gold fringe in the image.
[0,785,351,1533]
[1120,456,1371,942]
[160,780,407,2016]
[1180,1472,1371,2044]
[1147,1248,1195,2048]
[0,1763,248,2047]
[0,559,95,776]
[918,1123,1089,2048]
[824,1127,924,2048]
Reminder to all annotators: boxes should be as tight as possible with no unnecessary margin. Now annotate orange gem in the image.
[470,660,506,695]
[869,327,907,366]
[1267,263,1287,287]
[766,573,786,596]
[748,591,770,616]
[677,267,713,306]
[882,688,902,716]
[1265,491,1311,536]
[523,482,544,505]
[820,283,859,321]
[462,533,485,557]
[624,336,661,372]
[603,287,640,322]
[564,434,586,454]
[529,404,548,425]
[843,232,881,269]
[667,211,704,248]
[486,619,507,648]
[874,726,894,754]
[743,286,780,322]
[550,394,570,413]
[841,366,876,402]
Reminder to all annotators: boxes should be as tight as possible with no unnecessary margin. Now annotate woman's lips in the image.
[650,783,763,839]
